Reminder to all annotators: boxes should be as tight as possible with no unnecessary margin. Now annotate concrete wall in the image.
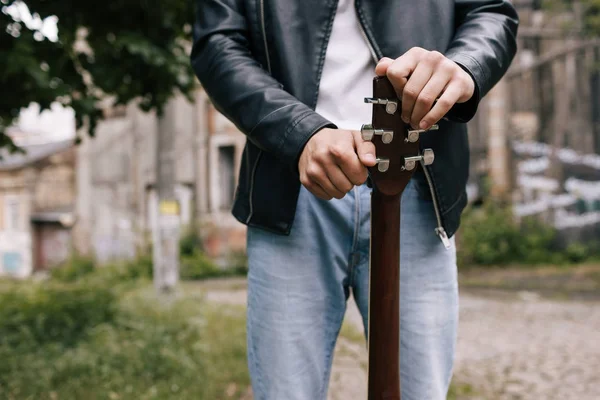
[74,106,149,263]
[0,188,32,278]
[74,88,248,263]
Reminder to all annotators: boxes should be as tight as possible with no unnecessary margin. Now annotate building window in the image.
[4,196,20,232]
[218,145,236,211]
[2,252,22,275]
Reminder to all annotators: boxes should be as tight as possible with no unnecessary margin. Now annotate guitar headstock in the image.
[362,76,437,196]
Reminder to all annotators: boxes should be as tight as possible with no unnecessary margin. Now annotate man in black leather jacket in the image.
[192,1,518,399]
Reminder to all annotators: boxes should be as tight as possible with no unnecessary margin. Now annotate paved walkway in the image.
[201,282,600,399]
[453,290,600,399]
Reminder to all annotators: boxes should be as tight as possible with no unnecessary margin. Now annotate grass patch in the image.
[0,281,249,400]
[447,381,478,400]
[339,320,365,345]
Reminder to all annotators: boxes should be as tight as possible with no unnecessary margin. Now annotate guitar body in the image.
[364,77,435,400]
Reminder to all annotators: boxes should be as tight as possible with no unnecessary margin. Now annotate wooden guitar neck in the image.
[368,189,401,400]
[364,76,437,400]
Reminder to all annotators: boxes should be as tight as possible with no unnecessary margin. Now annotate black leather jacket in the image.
[191,0,519,243]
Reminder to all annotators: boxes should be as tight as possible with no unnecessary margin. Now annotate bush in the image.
[514,216,559,265]
[0,282,116,349]
[180,250,222,280]
[180,225,203,257]
[227,250,249,276]
[49,231,245,285]
[458,202,531,266]
[457,201,595,267]
[95,254,154,284]
[564,242,591,263]
[0,284,249,399]
[179,249,249,280]
[51,254,153,289]
[51,255,96,282]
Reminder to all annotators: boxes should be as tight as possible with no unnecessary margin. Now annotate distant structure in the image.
[74,91,247,264]
[468,0,600,241]
[0,134,76,277]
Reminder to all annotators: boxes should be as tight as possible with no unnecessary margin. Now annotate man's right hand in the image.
[298,128,377,200]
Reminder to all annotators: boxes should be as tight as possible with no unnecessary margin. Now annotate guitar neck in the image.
[367,187,401,400]
[363,75,436,400]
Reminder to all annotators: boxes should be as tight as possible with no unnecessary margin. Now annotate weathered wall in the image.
[0,185,32,278]
[74,89,248,264]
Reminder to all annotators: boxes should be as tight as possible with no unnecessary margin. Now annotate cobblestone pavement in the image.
[202,282,600,399]
[453,290,600,400]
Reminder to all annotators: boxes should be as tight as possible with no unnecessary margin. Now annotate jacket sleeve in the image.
[444,0,519,123]
[190,0,335,168]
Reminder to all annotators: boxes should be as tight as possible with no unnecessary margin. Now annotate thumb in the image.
[352,131,377,167]
[375,57,394,76]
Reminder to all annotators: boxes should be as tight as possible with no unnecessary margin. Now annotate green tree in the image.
[0,0,196,152]
[584,0,600,35]
[542,0,600,36]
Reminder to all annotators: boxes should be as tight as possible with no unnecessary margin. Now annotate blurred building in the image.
[0,136,76,277]
[73,90,247,264]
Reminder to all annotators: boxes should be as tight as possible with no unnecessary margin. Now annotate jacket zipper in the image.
[420,160,451,249]
[245,151,262,224]
[246,0,271,224]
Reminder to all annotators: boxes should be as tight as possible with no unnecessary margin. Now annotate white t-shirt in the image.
[315,0,376,130]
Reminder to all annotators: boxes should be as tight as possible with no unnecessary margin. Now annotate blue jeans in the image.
[246,180,458,400]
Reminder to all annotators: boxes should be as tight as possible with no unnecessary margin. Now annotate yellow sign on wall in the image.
[159,200,180,216]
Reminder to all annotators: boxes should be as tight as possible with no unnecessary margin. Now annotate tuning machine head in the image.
[422,148,435,165]
[402,149,435,171]
[364,98,398,115]
[361,124,394,144]
[405,124,439,143]
[375,158,390,172]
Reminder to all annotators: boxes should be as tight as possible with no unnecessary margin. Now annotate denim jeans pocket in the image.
[411,173,434,202]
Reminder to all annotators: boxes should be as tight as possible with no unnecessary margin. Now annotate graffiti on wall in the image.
[512,140,600,230]
[2,251,22,275]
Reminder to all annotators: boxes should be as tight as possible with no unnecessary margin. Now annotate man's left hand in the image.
[375,48,475,130]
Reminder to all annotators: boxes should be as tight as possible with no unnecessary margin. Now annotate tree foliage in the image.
[584,0,600,35]
[542,0,600,36]
[0,0,196,151]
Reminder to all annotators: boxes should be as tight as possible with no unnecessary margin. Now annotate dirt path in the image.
[197,280,600,399]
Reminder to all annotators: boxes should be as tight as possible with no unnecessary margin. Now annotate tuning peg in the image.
[364,98,398,115]
[422,148,435,166]
[405,124,439,143]
[402,149,435,171]
[361,124,375,141]
[361,124,394,144]
[402,156,419,171]
[375,158,390,172]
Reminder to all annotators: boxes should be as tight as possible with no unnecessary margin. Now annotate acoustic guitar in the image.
[362,76,437,400]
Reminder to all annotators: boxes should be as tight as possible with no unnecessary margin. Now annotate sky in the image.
[4,1,57,41]
[5,1,74,141]
[18,103,75,141]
